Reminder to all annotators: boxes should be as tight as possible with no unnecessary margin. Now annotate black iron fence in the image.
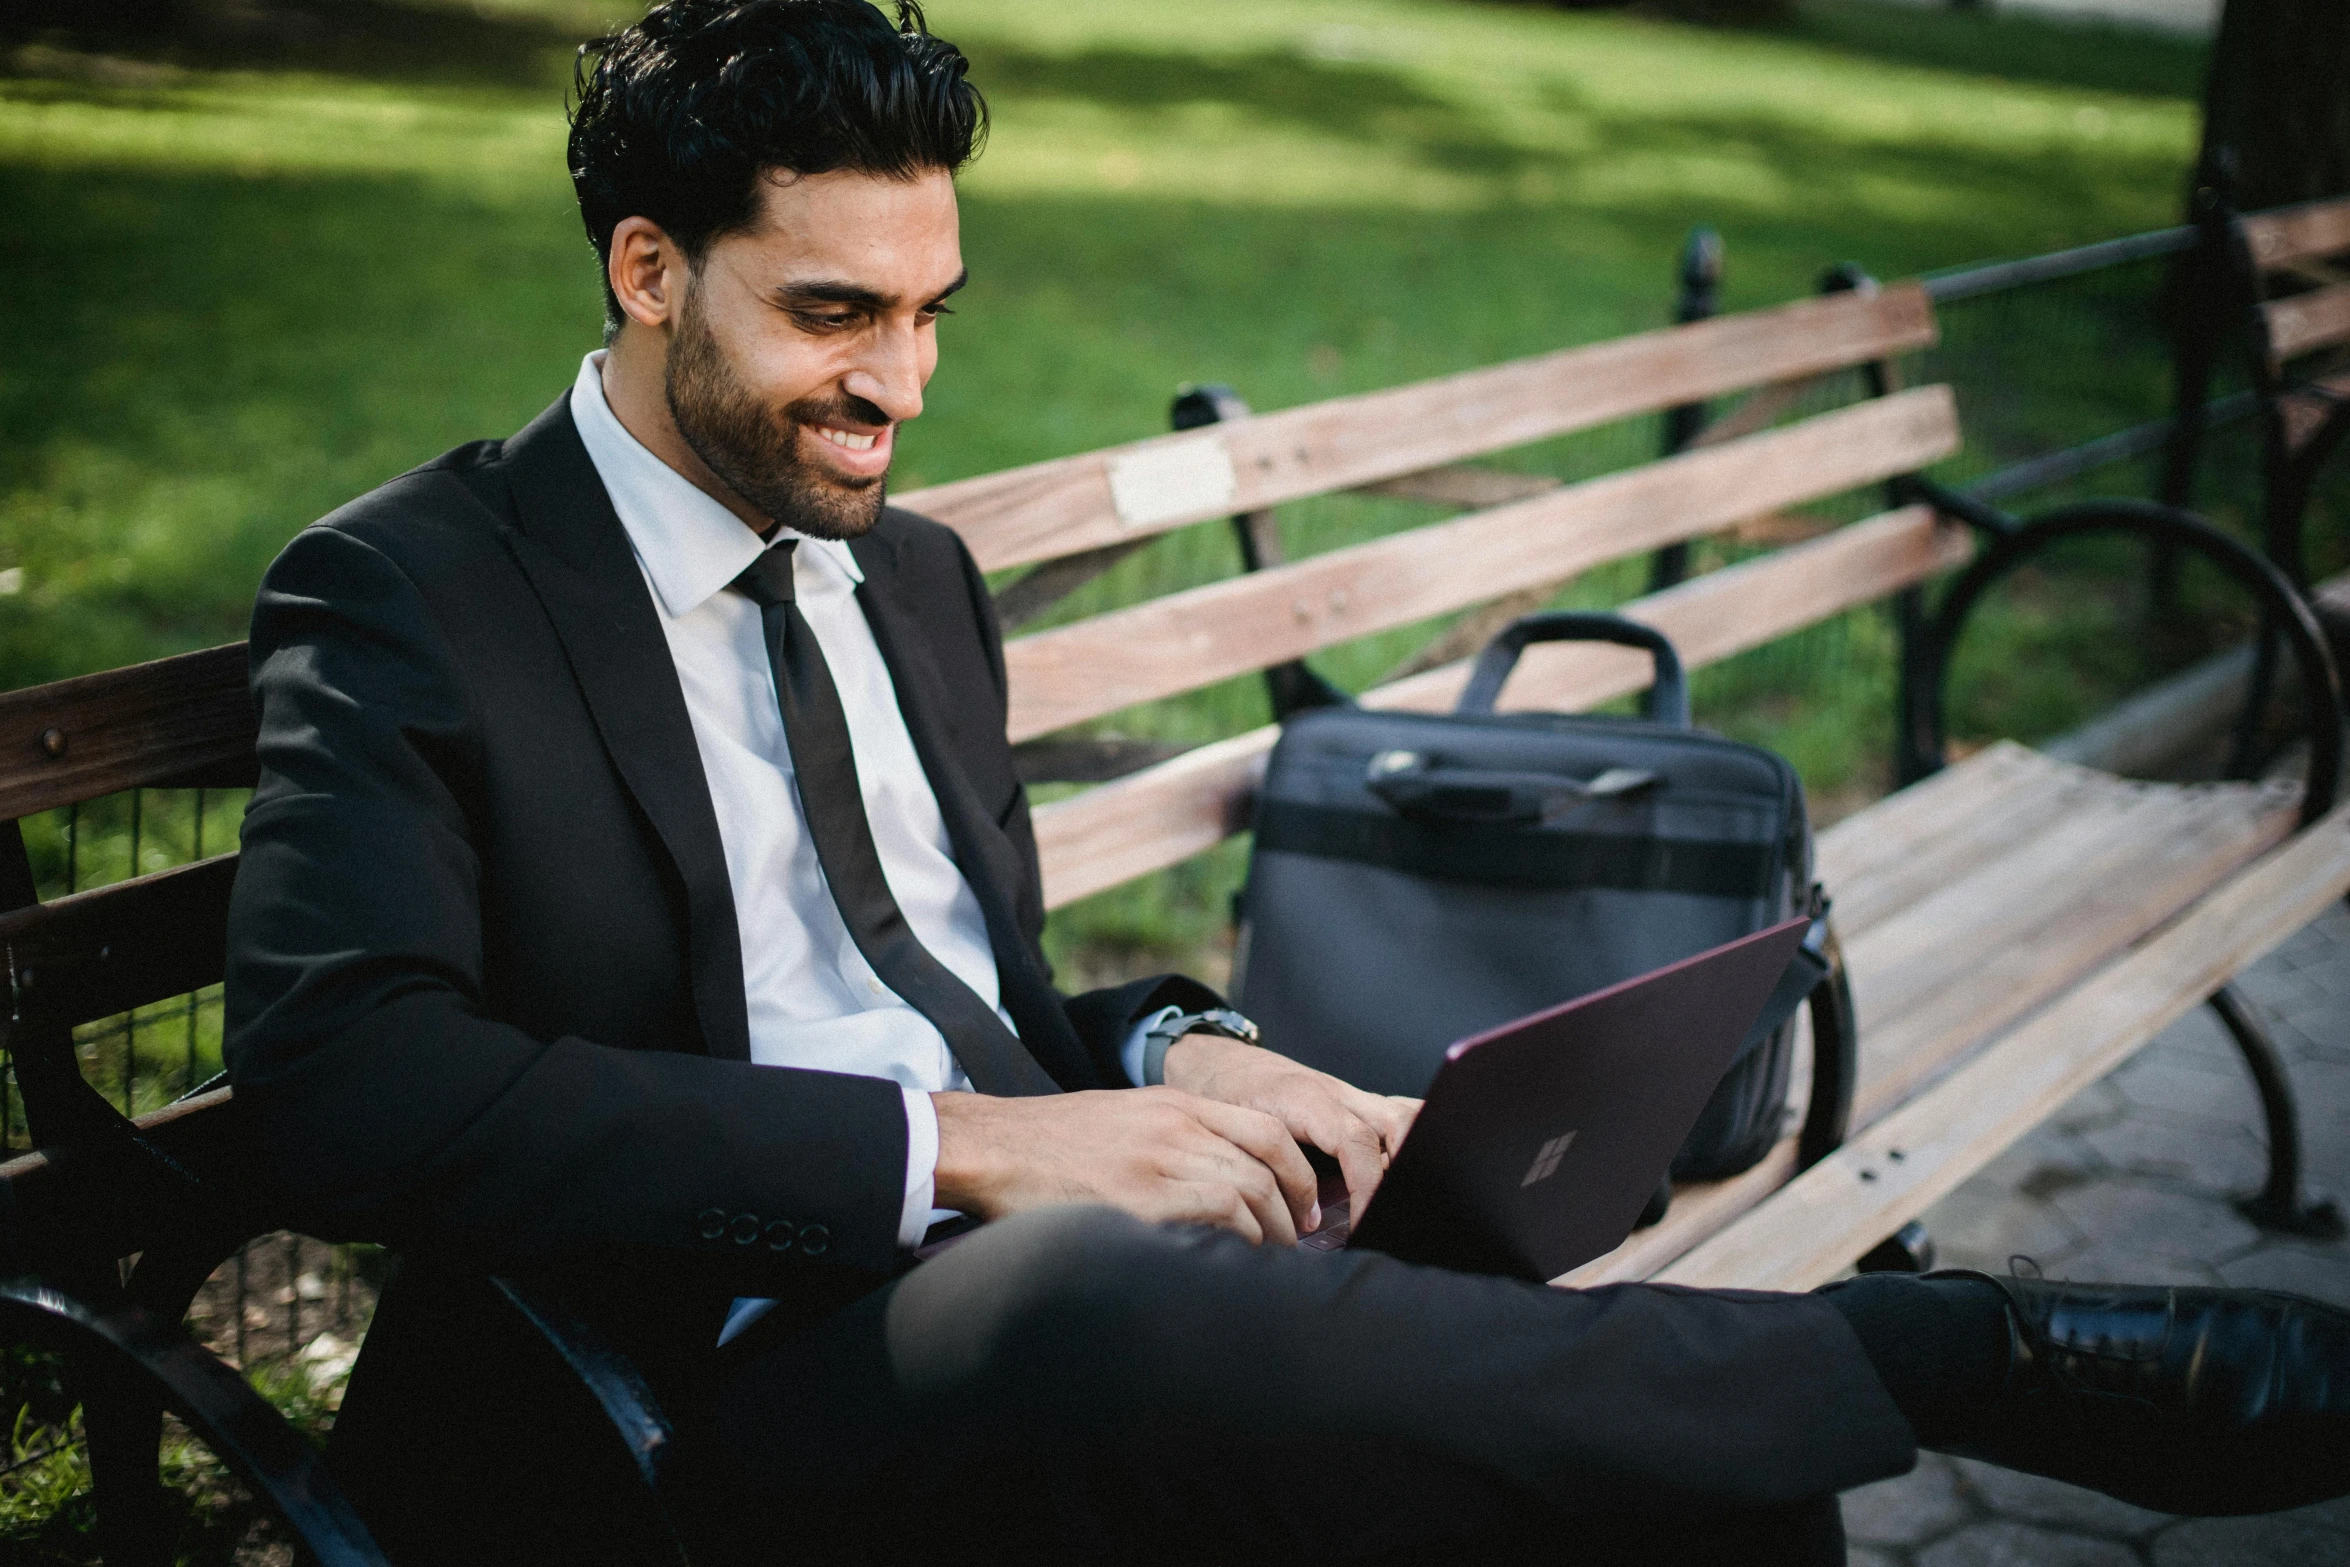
[1914,225,2261,509]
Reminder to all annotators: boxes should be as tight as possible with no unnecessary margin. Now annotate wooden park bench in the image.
[2168,191,2350,590]
[3,272,2347,1561]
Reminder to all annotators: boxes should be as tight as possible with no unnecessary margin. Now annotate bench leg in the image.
[81,1364,174,1567]
[2209,985,2347,1239]
[72,1228,272,1566]
[1855,1221,1936,1274]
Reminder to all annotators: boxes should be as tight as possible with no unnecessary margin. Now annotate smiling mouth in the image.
[813,425,881,452]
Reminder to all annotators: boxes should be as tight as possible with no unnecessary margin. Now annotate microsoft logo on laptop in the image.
[1520,1130,1578,1187]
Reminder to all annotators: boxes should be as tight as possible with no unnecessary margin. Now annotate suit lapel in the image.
[495,399,753,1063]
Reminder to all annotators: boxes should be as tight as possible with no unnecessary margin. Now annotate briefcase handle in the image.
[1456,613,1691,727]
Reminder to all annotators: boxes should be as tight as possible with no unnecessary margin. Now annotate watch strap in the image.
[1140,1006,1261,1086]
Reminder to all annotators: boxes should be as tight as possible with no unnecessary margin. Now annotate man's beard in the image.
[664,288,889,541]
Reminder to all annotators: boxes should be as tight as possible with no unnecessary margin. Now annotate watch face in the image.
[1154,1009,1258,1047]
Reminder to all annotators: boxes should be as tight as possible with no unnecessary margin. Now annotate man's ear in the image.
[608,216,687,332]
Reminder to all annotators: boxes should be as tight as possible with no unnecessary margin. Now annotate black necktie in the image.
[731,541,1058,1097]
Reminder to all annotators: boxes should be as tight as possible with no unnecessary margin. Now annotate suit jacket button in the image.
[764,1218,796,1253]
[696,1208,728,1243]
[730,1212,761,1246]
[798,1223,830,1257]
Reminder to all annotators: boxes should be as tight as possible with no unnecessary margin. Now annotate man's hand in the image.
[1162,1033,1421,1224]
[932,1087,1321,1244]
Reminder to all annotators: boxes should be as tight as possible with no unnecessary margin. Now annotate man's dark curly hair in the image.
[568,0,986,334]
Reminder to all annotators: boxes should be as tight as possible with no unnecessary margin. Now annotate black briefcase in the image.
[1233,613,1856,1183]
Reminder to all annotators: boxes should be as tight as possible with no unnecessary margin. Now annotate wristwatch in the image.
[1139,1005,1261,1087]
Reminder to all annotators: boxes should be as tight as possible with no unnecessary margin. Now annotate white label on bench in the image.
[1107,435,1238,530]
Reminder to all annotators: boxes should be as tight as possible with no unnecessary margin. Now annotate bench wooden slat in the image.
[1845,772,2295,1015]
[1847,776,2298,1127]
[1814,741,2086,927]
[0,645,255,823]
[1833,761,2120,939]
[1843,767,2162,995]
[2279,369,2350,453]
[1034,504,1972,908]
[1655,798,2350,1291]
[0,855,239,1024]
[1355,465,1562,508]
[900,285,1940,573]
[1554,759,2295,1288]
[2243,198,2350,272]
[1370,505,1964,716]
[2261,280,2350,366]
[1004,388,1961,742]
[1557,1134,1801,1289]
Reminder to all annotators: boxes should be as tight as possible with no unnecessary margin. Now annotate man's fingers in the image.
[1335,1085,1419,1155]
[1186,1098,1315,1240]
[1166,1180,1265,1245]
[1333,1129,1389,1218]
[1234,1158,1298,1246]
[1180,1133,1299,1247]
[1280,1097,1387,1214]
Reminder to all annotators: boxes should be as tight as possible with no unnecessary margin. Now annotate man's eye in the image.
[794,311,859,331]
[921,304,955,320]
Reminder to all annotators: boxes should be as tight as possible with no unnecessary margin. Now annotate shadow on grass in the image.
[965,40,1552,177]
[964,32,2187,250]
[0,0,580,90]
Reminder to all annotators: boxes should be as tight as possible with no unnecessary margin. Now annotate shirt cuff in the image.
[898,1084,940,1250]
[1123,1005,1182,1088]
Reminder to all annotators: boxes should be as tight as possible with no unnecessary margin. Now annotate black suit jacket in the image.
[225,395,1215,1373]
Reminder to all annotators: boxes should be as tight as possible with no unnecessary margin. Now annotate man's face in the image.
[663,167,964,540]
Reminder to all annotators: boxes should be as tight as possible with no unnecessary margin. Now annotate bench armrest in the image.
[485,1273,693,1561]
[0,1276,390,1565]
[1900,497,2345,826]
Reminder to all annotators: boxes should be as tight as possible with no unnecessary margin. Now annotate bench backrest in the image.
[0,281,1969,1152]
[0,649,254,1256]
[0,650,251,1039]
[913,282,1963,907]
[2239,198,2350,373]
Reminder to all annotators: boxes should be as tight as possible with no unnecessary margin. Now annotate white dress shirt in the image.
[570,355,1163,1343]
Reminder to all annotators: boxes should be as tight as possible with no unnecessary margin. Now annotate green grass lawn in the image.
[2,0,2334,986]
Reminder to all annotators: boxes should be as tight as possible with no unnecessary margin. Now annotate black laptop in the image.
[1297,917,1812,1282]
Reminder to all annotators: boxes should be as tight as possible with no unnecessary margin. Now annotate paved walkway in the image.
[1843,900,2350,1564]
[1996,0,2214,33]
[1863,0,2217,35]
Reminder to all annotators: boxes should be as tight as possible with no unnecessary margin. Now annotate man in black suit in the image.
[224,2,2350,1562]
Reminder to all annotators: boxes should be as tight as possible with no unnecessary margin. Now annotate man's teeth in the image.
[815,426,879,452]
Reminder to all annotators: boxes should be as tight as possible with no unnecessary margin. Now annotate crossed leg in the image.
[700,1206,1914,1565]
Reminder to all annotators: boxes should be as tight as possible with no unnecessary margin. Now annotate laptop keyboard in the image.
[1299,1187,1352,1251]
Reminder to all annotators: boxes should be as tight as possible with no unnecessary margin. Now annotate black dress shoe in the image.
[1930,1266,2350,1516]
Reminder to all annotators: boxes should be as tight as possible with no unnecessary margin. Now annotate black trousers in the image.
[690,1207,1916,1567]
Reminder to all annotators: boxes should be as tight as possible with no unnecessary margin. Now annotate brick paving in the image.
[1842,901,2350,1565]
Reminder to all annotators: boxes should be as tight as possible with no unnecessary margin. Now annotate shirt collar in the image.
[567,351,864,620]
